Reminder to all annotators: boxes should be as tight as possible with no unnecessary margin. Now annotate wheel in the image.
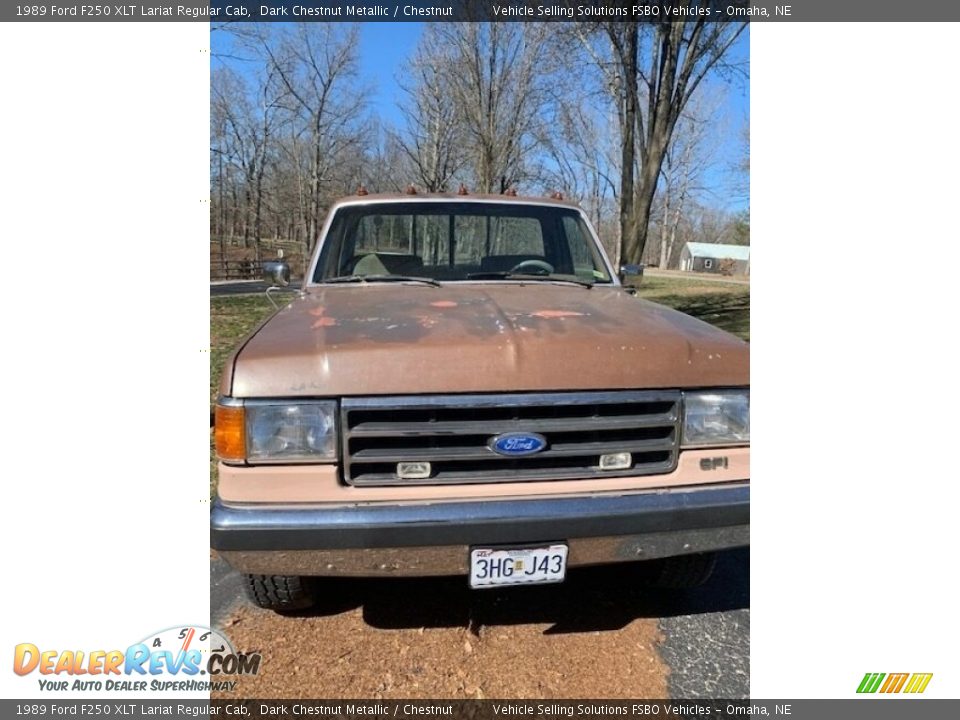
[245,574,316,613]
[650,552,717,589]
[510,259,554,275]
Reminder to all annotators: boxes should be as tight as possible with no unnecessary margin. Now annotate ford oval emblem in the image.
[488,432,548,456]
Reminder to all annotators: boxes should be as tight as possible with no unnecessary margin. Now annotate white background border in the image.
[751,23,960,697]
[0,23,210,698]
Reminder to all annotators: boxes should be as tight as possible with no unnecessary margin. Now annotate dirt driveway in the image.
[211,550,748,699]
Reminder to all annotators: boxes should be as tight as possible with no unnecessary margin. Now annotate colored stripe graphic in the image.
[858,672,932,694]
[904,673,933,694]
[856,673,885,693]
[880,673,909,693]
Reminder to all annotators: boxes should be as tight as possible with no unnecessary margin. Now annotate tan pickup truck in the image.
[212,192,749,612]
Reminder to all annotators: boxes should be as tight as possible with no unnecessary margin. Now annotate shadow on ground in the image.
[658,294,750,341]
[263,548,748,635]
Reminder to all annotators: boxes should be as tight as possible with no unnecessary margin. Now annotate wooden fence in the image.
[211,259,261,281]
[210,237,307,281]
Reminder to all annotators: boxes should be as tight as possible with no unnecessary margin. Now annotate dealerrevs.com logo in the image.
[13,625,260,693]
[857,672,933,694]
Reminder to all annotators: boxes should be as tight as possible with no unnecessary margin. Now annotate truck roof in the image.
[330,191,583,210]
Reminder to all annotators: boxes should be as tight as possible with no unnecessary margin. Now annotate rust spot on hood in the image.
[309,306,337,328]
[530,309,585,319]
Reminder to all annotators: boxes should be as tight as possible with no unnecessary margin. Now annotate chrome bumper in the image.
[211,482,748,577]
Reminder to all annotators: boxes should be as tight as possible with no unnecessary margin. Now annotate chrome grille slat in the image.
[351,437,676,463]
[347,413,677,436]
[341,391,682,486]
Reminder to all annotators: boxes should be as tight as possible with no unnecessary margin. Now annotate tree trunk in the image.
[617,24,639,268]
[243,170,254,250]
[308,116,324,252]
[217,152,226,277]
[253,171,264,265]
[658,184,671,270]
[667,206,681,269]
[629,130,669,264]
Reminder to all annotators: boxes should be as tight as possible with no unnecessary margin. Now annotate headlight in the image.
[682,390,749,447]
[246,401,338,463]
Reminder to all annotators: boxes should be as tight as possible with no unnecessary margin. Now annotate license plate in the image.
[469,544,568,588]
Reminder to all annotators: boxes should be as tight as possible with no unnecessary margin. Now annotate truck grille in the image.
[341,391,681,486]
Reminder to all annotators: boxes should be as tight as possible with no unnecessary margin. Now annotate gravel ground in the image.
[659,549,750,698]
[212,553,748,699]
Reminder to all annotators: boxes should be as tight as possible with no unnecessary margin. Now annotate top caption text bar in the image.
[6,1,960,23]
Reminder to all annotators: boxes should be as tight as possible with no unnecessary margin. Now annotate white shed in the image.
[679,242,750,275]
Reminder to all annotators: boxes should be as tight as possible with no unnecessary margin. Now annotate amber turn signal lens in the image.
[215,405,246,462]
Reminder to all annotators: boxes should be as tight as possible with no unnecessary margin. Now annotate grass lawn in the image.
[209,277,749,494]
[635,276,750,341]
[210,294,280,407]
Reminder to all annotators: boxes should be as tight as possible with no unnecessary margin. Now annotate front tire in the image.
[245,574,315,613]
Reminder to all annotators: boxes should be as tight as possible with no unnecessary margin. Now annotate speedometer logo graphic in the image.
[138,625,236,675]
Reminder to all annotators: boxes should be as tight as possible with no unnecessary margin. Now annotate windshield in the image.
[313,202,613,285]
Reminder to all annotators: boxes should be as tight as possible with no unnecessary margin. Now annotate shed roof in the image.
[684,242,751,261]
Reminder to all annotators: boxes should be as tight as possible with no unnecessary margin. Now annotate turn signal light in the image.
[215,404,246,463]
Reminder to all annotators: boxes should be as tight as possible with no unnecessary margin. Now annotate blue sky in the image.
[357,23,423,125]
[212,23,749,211]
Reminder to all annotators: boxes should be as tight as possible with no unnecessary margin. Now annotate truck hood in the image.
[227,283,749,397]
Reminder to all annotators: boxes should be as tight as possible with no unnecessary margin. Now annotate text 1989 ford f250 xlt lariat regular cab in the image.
[212,191,748,612]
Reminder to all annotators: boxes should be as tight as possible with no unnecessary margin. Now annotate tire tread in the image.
[245,574,315,612]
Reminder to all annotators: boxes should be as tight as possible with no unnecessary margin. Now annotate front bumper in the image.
[211,482,748,577]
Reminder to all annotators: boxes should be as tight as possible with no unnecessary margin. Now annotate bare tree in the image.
[210,74,231,274]
[735,120,749,198]
[247,24,367,251]
[367,126,411,194]
[211,66,284,262]
[655,94,719,269]
[543,98,621,259]
[577,15,746,265]
[435,23,556,193]
[393,28,466,192]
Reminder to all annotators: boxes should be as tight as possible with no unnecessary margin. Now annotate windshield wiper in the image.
[324,274,441,287]
[465,271,595,288]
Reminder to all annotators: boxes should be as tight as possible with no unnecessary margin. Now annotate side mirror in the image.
[262,260,290,288]
[619,263,644,287]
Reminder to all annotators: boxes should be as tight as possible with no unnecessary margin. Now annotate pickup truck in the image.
[211,191,749,612]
